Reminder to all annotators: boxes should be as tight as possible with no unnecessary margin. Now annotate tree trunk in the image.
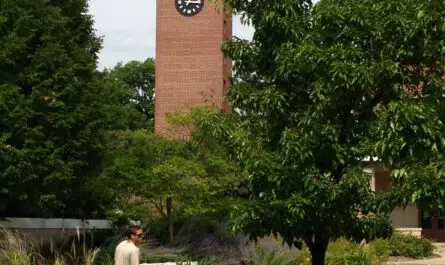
[306,234,329,265]
[310,250,326,265]
[167,196,174,245]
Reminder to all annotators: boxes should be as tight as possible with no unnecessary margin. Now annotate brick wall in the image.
[155,0,232,135]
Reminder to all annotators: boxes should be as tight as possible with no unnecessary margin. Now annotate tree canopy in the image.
[217,0,445,264]
[103,108,247,244]
[99,59,156,131]
[0,0,110,218]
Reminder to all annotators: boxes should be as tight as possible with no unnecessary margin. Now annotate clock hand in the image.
[185,0,201,5]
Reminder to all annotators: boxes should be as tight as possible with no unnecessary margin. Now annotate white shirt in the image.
[114,240,140,265]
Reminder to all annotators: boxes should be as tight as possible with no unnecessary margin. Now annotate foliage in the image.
[0,0,112,218]
[368,239,390,263]
[298,238,390,265]
[348,214,394,243]
[141,216,169,244]
[299,240,372,265]
[214,0,445,264]
[102,130,203,218]
[0,228,104,265]
[141,253,180,263]
[92,251,114,265]
[0,229,32,265]
[325,239,372,265]
[246,244,300,265]
[141,254,218,265]
[101,130,180,222]
[175,220,248,264]
[298,235,435,265]
[102,117,246,243]
[99,59,155,130]
[388,233,435,259]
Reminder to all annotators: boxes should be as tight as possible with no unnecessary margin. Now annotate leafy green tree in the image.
[100,59,155,130]
[103,108,246,244]
[0,0,110,218]
[152,155,207,244]
[216,0,445,264]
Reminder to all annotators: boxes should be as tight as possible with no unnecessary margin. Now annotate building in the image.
[364,158,445,241]
[155,0,232,136]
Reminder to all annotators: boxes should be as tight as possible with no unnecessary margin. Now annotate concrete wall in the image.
[0,217,111,244]
[0,218,111,229]
[364,164,420,229]
[391,205,419,228]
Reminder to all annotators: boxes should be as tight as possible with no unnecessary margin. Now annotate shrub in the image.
[388,233,435,258]
[246,244,300,265]
[141,253,180,263]
[146,216,170,245]
[0,229,35,265]
[369,238,390,263]
[93,251,114,265]
[326,238,372,265]
[0,247,32,265]
[297,239,373,265]
[297,235,434,265]
[296,246,311,265]
[141,254,219,265]
[0,227,105,265]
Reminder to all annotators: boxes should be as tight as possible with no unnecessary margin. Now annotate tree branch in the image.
[153,198,167,218]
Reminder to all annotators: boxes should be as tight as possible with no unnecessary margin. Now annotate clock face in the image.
[175,0,204,17]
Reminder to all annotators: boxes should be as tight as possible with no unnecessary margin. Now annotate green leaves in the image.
[372,101,445,167]
[0,0,107,218]
[99,59,156,131]
[218,0,445,262]
[102,118,247,223]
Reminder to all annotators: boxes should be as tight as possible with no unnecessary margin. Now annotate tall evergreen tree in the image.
[0,0,110,218]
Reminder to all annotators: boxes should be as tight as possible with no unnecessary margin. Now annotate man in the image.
[114,224,143,265]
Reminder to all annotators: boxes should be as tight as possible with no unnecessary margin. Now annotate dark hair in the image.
[127,224,142,239]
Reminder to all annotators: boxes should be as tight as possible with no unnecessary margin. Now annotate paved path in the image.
[385,244,445,265]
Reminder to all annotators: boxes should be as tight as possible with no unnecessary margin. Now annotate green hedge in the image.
[296,234,435,265]
[388,233,435,259]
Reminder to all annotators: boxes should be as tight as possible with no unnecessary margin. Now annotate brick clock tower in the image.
[155,0,232,135]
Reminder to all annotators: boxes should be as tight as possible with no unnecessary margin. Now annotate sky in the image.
[88,0,255,70]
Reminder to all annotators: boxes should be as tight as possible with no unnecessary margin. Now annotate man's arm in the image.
[130,247,140,265]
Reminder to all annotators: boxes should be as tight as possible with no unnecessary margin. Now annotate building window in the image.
[421,209,433,229]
